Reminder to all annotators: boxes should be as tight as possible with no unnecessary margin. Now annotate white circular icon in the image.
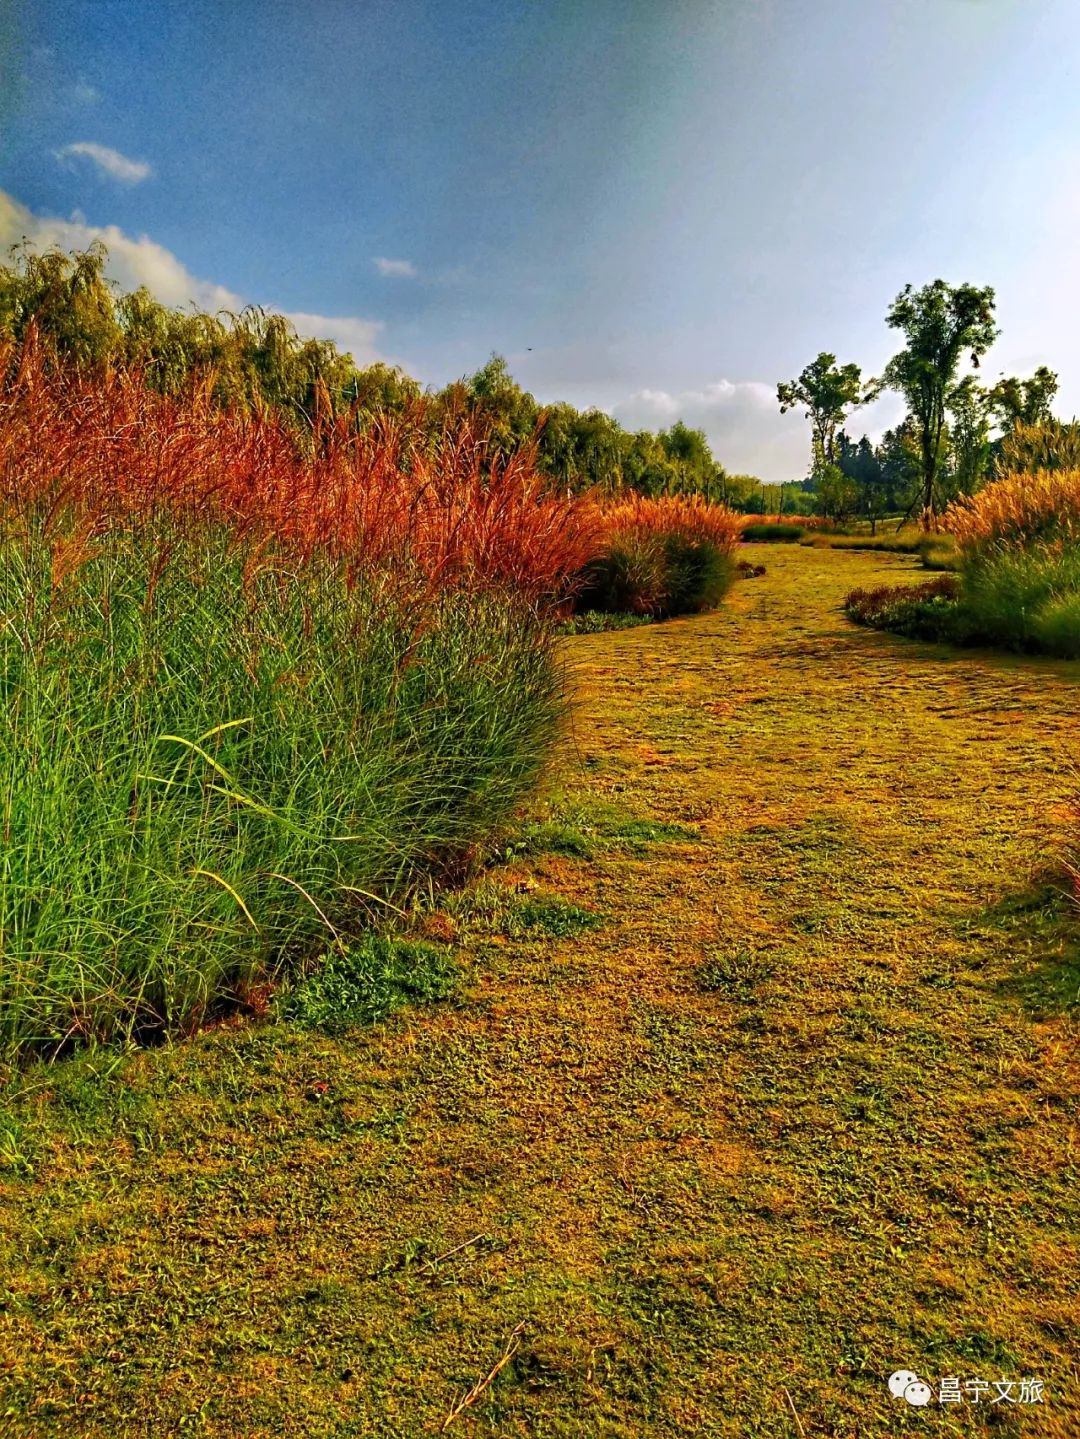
[904,1380,933,1407]
[888,1370,920,1399]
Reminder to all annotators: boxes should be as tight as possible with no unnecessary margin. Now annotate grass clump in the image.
[279,935,459,1034]
[847,473,1080,657]
[0,521,563,1060]
[741,522,804,542]
[555,610,653,634]
[437,882,602,940]
[844,575,964,643]
[575,494,741,619]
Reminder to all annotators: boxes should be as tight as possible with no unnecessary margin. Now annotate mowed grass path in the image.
[2,544,1079,1437]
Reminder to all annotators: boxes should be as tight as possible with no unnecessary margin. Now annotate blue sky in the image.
[2,0,1079,479]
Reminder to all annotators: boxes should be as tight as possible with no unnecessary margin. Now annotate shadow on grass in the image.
[976,877,1080,1018]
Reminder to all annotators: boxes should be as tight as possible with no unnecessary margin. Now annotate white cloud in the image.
[613,378,904,484]
[281,311,385,367]
[0,190,239,310]
[0,190,386,367]
[55,141,153,185]
[373,256,417,278]
[614,379,807,482]
[73,81,100,104]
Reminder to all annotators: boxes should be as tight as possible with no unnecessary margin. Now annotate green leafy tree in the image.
[945,375,992,500]
[777,352,877,474]
[837,431,891,531]
[815,462,860,523]
[882,280,998,520]
[987,365,1058,434]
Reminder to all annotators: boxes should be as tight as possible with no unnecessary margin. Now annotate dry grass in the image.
[945,468,1080,559]
[599,493,743,552]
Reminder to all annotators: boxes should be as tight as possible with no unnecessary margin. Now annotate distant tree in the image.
[837,431,891,531]
[0,240,120,367]
[815,462,860,523]
[945,375,992,500]
[876,421,921,515]
[717,472,762,510]
[777,352,877,474]
[883,280,998,520]
[987,365,1058,435]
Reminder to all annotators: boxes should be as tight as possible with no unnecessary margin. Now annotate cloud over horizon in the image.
[55,141,153,184]
[613,379,906,483]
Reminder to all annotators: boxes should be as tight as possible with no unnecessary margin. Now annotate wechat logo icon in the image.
[889,1370,933,1407]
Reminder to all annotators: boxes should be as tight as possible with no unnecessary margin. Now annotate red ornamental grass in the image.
[0,333,603,602]
[599,492,743,553]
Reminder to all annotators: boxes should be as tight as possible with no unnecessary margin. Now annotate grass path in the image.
[2,543,1079,1437]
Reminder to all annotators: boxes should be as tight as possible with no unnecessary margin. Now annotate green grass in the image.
[2,544,1079,1436]
[0,519,563,1059]
[555,610,654,634]
[278,935,460,1034]
[846,545,1080,657]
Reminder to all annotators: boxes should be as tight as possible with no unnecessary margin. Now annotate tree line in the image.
[0,241,768,503]
[778,280,1071,527]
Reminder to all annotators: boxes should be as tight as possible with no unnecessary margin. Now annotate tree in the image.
[837,431,890,531]
[945,375,992,500]
[777,352,877,474]
[882,280,998,520]
[815,463,860,523]
[987,365,1058,434]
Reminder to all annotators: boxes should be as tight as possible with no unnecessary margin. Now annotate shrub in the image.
[0,522,563,1058]
[577,532,669,615]
[660,533,735,614]
[958,547,1080,653]
[844,576,964,642]
[741,523,804,542]
[1029,591,1080,659]
[577,494,741,618]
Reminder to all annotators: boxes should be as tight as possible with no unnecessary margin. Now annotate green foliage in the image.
[960,546,1080,654]
[578,536,734,617]
[777,351,877,475]
[659,535,735,614]
[0,522,563,1059]
[1029,590,1080,659]
[844,576,965,643]
[578,534,668,614]
[741,523,804,542]
[988,365,1059,433]
[280,936,459,1034]
[511,897,603,938]
[846,548,1080,657]
[943,374,992,501]
[555,610,654,634]
[883,280,998,517]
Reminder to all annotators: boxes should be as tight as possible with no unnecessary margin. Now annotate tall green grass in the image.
[0,521,562,1057]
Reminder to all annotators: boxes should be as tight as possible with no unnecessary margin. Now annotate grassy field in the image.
[2,543,1079,1436]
